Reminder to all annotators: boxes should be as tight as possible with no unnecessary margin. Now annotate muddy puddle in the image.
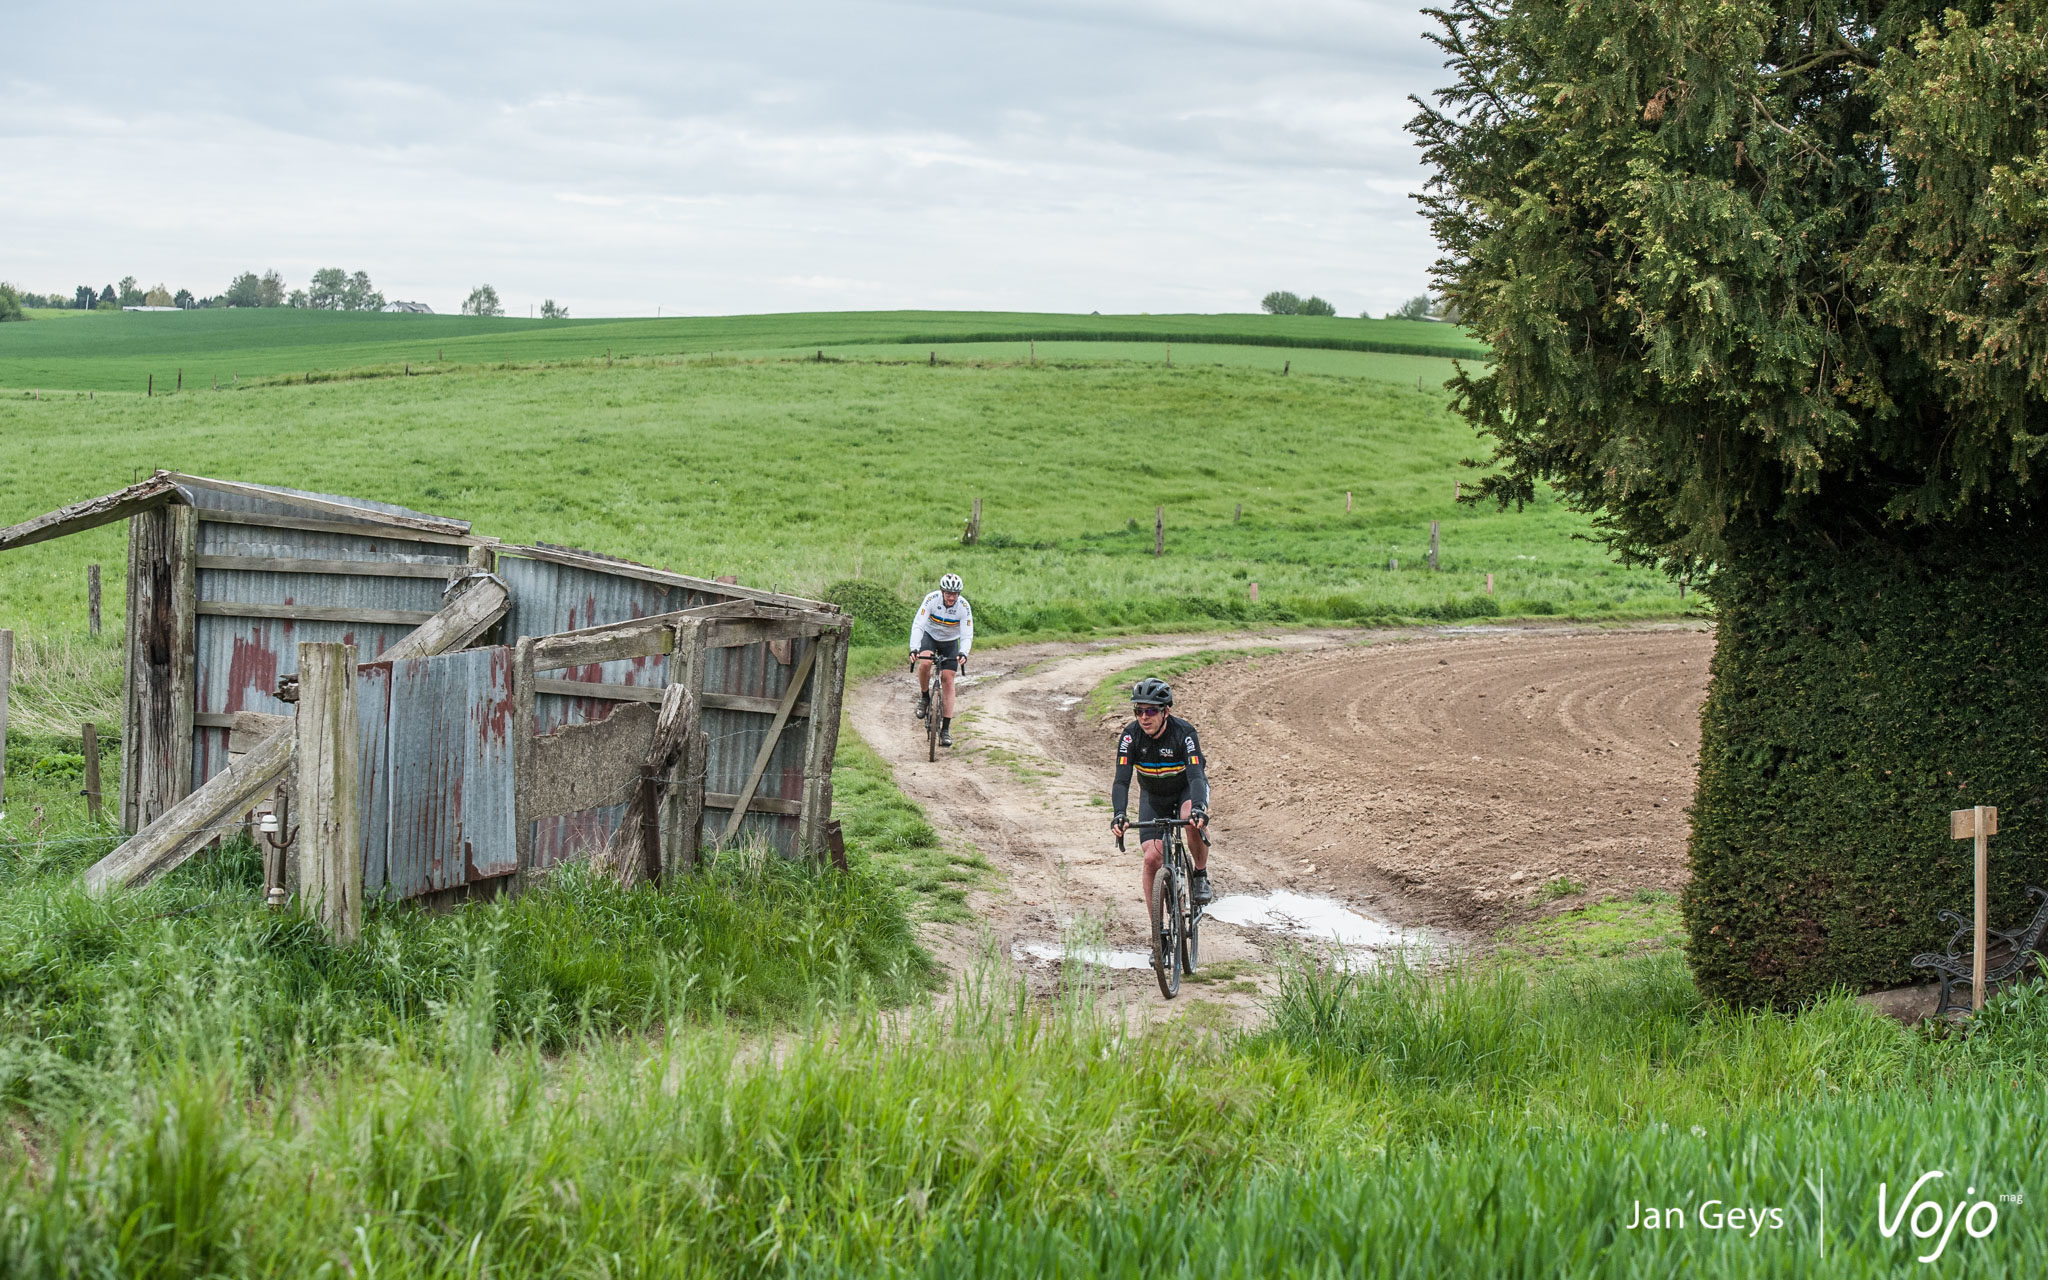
[1206,890,1431,969]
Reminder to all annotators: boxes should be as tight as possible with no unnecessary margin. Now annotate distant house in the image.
[384,300,434,314]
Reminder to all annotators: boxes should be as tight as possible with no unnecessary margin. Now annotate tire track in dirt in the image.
[847,623,1713,1007]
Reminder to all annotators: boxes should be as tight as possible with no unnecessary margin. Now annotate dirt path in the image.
[848,623,1713,1012]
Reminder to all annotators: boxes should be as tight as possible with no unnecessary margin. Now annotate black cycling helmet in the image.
[1131,677,1174,708]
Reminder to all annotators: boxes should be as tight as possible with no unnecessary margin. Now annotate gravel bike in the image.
[910,650,958,762]
[1120,816,1208,998]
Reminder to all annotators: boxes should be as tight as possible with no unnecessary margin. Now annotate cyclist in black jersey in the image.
[1109,676,1213,912]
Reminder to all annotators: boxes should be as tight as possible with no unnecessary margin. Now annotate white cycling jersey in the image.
[909,591,974,655]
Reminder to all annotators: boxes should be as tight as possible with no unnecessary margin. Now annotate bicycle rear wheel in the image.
[1181,879,1201,975]
[1151,865,1180,999]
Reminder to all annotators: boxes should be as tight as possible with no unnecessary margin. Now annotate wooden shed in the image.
[0,472,850,905]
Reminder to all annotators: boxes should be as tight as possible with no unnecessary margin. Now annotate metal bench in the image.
[1911,885,2048,1017]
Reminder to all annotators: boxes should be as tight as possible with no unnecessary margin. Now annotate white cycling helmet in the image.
[939,573,963,592]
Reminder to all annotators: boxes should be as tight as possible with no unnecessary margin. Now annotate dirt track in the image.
[848,624,1713,1002]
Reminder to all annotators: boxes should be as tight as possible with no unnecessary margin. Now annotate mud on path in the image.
[847,624,1713,1012]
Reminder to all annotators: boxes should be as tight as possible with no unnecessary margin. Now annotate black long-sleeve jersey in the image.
[1110,715,1211,816]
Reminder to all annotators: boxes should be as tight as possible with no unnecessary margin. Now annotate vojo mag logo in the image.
[1879,1170,2012,1264]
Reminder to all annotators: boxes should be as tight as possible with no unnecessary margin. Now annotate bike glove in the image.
[1110,813,1127,831]
[1190,808,1209,824]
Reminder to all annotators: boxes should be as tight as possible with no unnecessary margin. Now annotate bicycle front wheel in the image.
[1151,865,1180,999]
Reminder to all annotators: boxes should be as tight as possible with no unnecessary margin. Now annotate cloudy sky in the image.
[8,1,1447,318]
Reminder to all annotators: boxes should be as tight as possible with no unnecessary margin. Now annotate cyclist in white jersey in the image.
[910,572,973,748]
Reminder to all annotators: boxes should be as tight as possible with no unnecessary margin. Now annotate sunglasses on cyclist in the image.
[1132,704,1165,717]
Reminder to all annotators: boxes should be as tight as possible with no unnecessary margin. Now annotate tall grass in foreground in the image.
[0,839,928,1120]
[6,953,2044,1277]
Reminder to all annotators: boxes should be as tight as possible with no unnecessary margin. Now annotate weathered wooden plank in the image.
[512,638,538,893]
[86,729,293,892]
[121,505,197,831]
[600,682,698,886]
[383,574,508,661]
[0,475,184,552]
[531,676,809,717]
[528,620,674,671]
[195,601,440,626]
[197,508,478,547]
[196,554,467,580]
[526,701,657,820]
[165,473,470,538]
[799,629,848,858]
[703,792,804,817]
[296,643,362,945]
[503,542,833,612]
[706,616,843,650]
[719,644,817,845]
[673,619,709,871]
[85,574,509,893]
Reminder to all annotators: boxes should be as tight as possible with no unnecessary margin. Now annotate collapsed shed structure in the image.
[0,472,850,920]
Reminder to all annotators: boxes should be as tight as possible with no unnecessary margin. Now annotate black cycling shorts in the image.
[915,637,964,673]
[1137,786,1190,843]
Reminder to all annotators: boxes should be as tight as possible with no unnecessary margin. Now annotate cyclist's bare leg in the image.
[939,667,958,718]
[1140,838,1165,912]
[1179,798,1209,870]
[915,656,935,698]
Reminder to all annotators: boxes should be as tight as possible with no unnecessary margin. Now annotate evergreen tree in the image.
[1415,0,2048,1004]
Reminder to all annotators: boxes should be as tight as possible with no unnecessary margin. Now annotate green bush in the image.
[823,580,914,648]
[1685,522,2048,1007]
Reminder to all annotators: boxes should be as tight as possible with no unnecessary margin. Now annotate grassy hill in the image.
[0,307,1484,393]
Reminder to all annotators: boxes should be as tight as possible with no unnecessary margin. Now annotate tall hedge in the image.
[1687,523,2048,1007]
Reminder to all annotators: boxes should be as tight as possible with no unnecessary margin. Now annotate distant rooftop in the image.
[383,300,434,314]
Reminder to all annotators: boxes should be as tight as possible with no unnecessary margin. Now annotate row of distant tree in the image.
[1260,290,1458,322]
[2,271,528,318]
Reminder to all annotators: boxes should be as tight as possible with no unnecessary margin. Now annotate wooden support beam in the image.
[195,601,440,626]
[673,619,709,871]
[502,542,832,612]
[531,676,808,717]
[122,504,197,831]
[0,474,183,551]
[703,792,804,817]
[798,629,849,859]
[529,617,675,671]
[82,722,103,823]
[706,616,842,650]
[196,554,469,580]
[719,644,817,846]
[297,643,362,945]
[197,508,478,547]
[599,681,697,887]
[85,574,508,893]
[512,638,538,893]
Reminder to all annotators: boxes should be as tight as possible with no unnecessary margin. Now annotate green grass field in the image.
[0,307,1484,393]
[0,353,1683,663]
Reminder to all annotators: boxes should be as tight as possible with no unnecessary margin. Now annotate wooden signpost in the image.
[1952,805,1998,1010]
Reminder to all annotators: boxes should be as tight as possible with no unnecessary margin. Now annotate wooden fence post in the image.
[0,629,11,812]
[1952,805,1998,1011]
[962,497,982,545]
[1234,503,1242,523]
[1485,573,1494,596]
[147,374,153,397]
[1429,521,1441,571]
[82,722,103,823]
[1248,582,1258,604]
[671,619,709,869]
[1154,506,1164,557]
[121,504,197,831]
[296,642,361,946]
[1346,491,1352,512]
[799,625,850,860]
[87,563,101,636]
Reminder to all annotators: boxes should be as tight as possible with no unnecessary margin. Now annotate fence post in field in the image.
[1166,343,1172,368]
[147,374,152,397]
[1429,521,1441,571]
[1486,573,1494,595]
[1248,581,1258,604]
[1390,557,1398,571]
[1154,507,1164,557]
[1679,580,1687,600]
[1346,491,1352,512]
[1284,360,1290,375]
[1455,480,1461,500]
[87,563,102,636]
[1030,340,1036,364]
[1234,503,1242,523]
[296,642,362,946]
[82,722,103,823]
[962,497,982,545]
[177,369,182,391]
[930,350,935,366]
[0,629,11,810]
